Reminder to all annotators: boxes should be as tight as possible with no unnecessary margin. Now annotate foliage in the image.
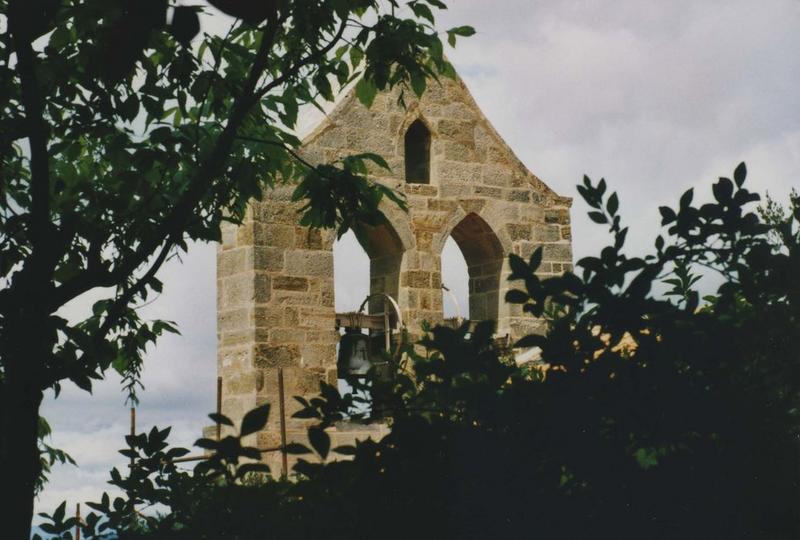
[0,0,469,535]
[39,163,800,539]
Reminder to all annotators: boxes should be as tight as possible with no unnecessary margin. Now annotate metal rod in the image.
[384,311,390,352]
[278,367,288,478]
[357,293,404,328]
[75,503,81,540]
[216,376,222,440]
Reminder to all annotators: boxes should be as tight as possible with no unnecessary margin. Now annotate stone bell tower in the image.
[216,70,573,471]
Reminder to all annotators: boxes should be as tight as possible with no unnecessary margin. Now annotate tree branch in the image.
[10,3,51,272]
[50,15,349,312]
[41,238,176,388]
[255,17,348,100]
[49,20,282,309]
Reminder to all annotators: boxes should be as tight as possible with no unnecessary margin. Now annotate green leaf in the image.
[410,72,427,97]
[349,46,364,68]
[240,403,271,437]
[448,25,476,37]
[634,447,660,470]
[353,152,391,171]
[355,77,378,108]
[411,3,435,23]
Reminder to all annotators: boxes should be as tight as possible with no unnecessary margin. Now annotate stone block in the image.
[219,346,251,369]
[220,330,254,348]
[473,185,502,198]
[532,225,561,242]
[294,228,323,250]
[542,244,572,262]
[219,308,249,333]
[300,343,336,368]
[401,270,432,288]
[253,306,284,328]
[545,208,570,225]
[507,189,530,202]
[404,183,438,197]
[219,249,247,277]
[254,344,301,368]
[437,161,482,184]
[415,230,433,251]
[273,275,309,292]
[250,246,285,272]
[269,327,306,343]
[254,273,271,303]
[437,119,475,146]
[284,251,333,277]
[221,223,238,249]
[439,184,473,198]
[258,202,301,225]
[427,199,458,212]
[253,223,296,248]
[507,223,532,241]
[481,164,511,187]
[236,224,254,246]
[412,212,449,231]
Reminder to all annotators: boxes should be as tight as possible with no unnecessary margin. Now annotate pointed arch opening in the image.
[334,219,404,314]
[446,213,504,323]
[404,118,431,184]
[333,219,405,412]
[442,237,469,320]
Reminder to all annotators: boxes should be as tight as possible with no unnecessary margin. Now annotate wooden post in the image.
[216,376,222,440]
[75,503,81,540]
[277,367,288,478]
[128,407,136,503]
[129,407,135,469]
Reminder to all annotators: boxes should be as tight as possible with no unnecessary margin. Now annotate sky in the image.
[36,0,799,518]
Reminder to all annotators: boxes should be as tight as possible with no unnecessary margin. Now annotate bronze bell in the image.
[337,327,372,376]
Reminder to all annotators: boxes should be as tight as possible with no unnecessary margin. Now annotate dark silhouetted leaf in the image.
[171,6,200,46]
[308,425,330,459]
[240,403,271,436]
[659,207,676,225]
[733,161,747,186]
[588,211,608,224]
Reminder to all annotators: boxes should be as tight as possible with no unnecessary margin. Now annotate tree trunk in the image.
[0,344,46,538]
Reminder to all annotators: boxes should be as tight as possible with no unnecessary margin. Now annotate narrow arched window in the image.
[404,119,430,184]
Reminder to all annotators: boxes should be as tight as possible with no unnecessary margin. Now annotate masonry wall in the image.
[216,74,573,471]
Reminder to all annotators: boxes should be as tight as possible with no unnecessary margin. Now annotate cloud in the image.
[438,0,799,259]
[37,0,800,517]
